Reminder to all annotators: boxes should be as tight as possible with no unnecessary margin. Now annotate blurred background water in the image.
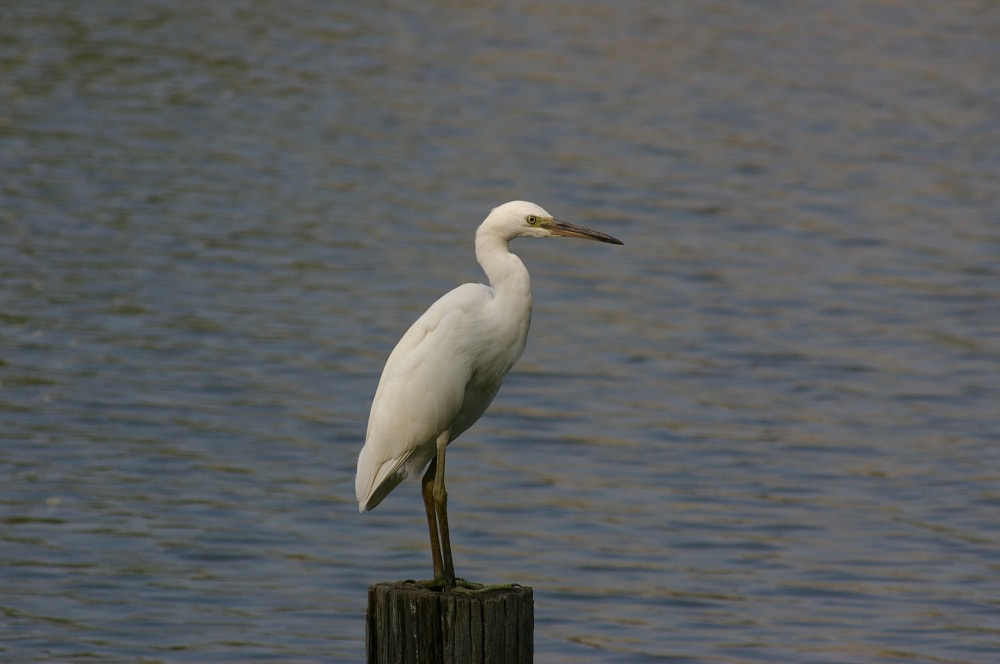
[2,1,999,662]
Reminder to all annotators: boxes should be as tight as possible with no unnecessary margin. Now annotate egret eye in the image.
[526,215,539,225]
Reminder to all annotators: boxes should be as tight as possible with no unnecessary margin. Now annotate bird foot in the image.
[411,577,454,591]
[410,577,521,593]
[451,579,524,594]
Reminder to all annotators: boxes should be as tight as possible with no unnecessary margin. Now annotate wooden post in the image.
[366,581,533,664]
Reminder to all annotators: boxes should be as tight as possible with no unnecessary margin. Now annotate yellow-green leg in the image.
[432,432,455,588]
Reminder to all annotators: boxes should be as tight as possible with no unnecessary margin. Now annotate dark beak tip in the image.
[594,233,623,246]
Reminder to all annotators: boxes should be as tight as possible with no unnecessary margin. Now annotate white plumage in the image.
[355,200,621,587]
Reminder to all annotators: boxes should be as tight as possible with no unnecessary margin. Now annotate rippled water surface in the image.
[3,1,999,662]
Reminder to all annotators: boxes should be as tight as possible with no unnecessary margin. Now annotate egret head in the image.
[484,200,623,245]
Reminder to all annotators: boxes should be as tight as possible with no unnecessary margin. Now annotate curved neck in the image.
[475,228,532,303]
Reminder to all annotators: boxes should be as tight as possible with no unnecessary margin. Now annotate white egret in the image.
[355,200,622,589]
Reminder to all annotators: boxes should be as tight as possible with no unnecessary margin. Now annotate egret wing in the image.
[355,284,490,511]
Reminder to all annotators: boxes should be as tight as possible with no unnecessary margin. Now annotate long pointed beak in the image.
[546,219,623,245]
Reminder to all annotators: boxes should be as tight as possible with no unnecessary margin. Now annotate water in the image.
[2,1,999,661]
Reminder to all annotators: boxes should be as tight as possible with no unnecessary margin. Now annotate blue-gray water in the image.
[3,2,999,662]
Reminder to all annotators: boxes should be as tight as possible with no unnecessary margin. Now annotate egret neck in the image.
[475,222,534,355]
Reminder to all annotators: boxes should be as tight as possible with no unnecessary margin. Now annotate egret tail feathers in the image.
[356,444,425,513]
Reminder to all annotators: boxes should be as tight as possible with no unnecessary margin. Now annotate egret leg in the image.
[421,461,444,581]
[432,432,456,589]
